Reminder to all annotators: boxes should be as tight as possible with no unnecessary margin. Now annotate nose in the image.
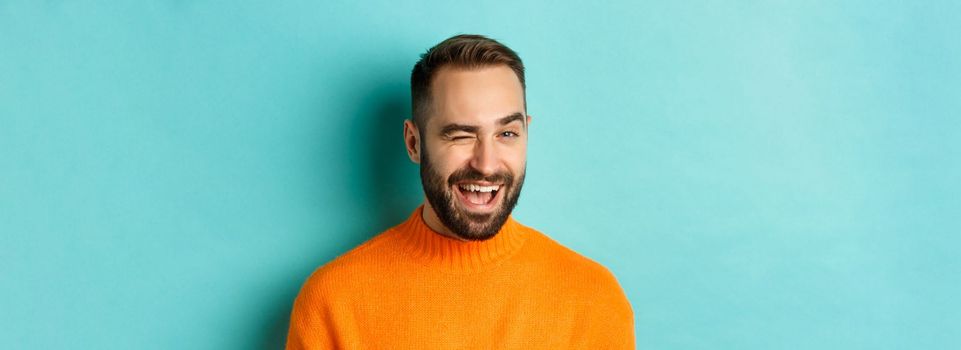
[469,138,499,176]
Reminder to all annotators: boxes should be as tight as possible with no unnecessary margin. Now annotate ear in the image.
[403,119,421,164]
[526,114,533,127]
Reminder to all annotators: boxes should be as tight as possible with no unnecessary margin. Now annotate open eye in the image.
[500,131,519,138]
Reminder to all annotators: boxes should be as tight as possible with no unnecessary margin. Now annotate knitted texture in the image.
[286,206,635,349]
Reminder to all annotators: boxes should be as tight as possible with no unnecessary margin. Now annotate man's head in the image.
[404,34,530,241]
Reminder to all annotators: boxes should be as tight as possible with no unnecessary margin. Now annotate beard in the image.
[420,146,525,241]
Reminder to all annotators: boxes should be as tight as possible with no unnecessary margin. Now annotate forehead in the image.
[428,65,525,127]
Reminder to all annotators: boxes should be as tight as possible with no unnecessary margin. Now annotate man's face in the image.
[415,65,529,241]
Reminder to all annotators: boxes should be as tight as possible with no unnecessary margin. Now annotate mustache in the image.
[447,167,513,186]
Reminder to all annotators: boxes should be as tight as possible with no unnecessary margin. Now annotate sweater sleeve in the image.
[285,280,334,350]
[594,268,637,349]
[286,264,368,350]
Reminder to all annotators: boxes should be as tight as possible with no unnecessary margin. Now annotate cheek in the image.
[508,157,527,175]
[501,146,527,171]
[431,149,473,176]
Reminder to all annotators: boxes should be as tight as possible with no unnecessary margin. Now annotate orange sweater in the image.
[286,206,635,349]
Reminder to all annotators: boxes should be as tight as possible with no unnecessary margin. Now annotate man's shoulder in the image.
[518,223,636,345]
[299,228,398,290]
[520,223,635,325]
[521,223,626,289]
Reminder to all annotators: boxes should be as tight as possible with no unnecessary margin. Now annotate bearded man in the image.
[286,34,635,349]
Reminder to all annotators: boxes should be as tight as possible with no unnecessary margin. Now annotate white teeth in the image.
[459,184,500,193]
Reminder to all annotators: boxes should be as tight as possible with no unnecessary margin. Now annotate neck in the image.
[421,199,468,241]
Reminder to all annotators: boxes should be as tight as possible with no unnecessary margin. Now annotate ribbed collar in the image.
[392,205,530,272]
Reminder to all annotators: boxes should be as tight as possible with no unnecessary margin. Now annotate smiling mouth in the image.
[454,183,502,209]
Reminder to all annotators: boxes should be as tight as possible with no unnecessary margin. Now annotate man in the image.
[286,34,635,349]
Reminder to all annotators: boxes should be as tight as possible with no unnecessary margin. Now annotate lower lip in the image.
[454,185,503,212]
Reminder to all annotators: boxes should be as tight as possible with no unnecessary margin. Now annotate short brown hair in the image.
[410,34,526,129]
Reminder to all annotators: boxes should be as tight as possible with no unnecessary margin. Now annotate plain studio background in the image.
[1,1,958,349]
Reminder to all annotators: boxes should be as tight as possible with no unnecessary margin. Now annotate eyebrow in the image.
[498,112,526,127]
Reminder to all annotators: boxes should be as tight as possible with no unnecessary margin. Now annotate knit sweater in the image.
[286,206,635,349]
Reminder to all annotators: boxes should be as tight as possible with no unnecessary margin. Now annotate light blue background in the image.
[2,1,958,349]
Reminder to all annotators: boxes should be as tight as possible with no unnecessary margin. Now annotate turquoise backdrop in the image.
[2,1,958,349]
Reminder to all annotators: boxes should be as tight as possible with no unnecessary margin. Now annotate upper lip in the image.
[454,181,502,186]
